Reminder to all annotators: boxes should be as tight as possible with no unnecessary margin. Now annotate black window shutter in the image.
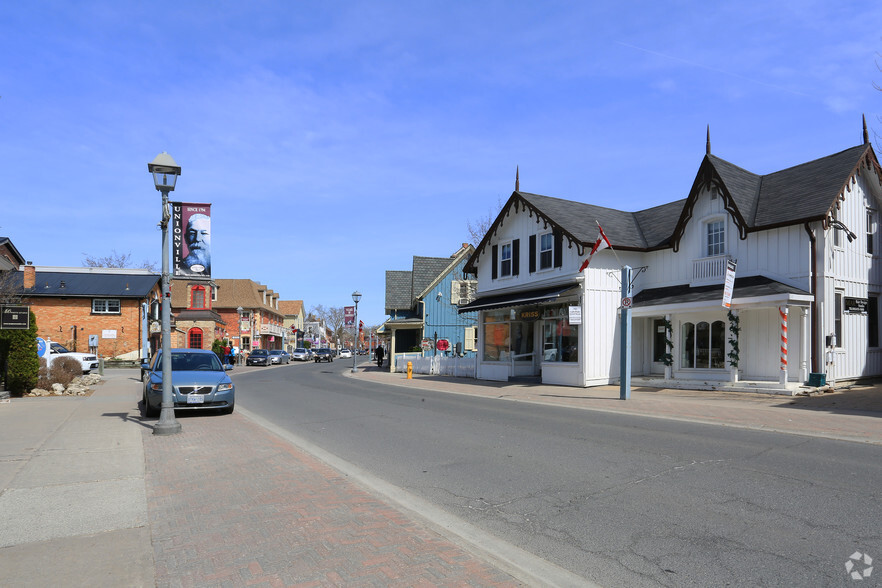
[529,235,536,273]
[492,245,498,280]
[553,231,563,268]
[512,239,520,275]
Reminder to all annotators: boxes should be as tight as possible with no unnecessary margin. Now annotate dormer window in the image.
[706,220,725,257]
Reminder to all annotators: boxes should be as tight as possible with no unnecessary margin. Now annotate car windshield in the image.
[50,342,71,353]
[154,352,223,372]
[269,350,282,355]
[294,348,306,353]
[252,350,268,356]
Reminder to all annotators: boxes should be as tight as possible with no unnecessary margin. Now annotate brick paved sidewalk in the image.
[143,413,522,588]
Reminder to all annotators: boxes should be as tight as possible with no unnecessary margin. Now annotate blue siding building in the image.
[382,244,478,370]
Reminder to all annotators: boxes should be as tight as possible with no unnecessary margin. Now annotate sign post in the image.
[620,266,632,400]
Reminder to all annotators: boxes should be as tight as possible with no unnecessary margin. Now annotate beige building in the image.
[278,300,306,351]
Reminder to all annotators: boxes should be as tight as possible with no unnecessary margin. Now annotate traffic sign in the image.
[622,297,632,308]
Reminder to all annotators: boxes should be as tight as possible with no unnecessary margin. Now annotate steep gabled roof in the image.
[465,139,882,270]
[411,256,451,304]
[415,244,475,300]
[385,270,413,311]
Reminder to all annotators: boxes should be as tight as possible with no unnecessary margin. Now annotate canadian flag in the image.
[579,225,611,272]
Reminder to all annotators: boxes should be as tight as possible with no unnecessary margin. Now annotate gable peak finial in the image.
[706,125,711,155]
[515,166,520,192]
[863,114,869,145]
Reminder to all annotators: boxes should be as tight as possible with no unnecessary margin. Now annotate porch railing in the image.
[692,255,730,285]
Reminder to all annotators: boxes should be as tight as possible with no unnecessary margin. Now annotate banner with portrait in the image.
[172,203,212,280]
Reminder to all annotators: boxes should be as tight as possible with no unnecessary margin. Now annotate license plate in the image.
[187,394,204,404]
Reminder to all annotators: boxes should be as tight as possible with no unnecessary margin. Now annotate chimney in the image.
[23,262,35,289]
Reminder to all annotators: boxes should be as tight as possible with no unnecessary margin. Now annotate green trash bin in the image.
[808,372,826,387]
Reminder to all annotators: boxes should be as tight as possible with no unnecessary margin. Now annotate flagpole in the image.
[596,220,622,267]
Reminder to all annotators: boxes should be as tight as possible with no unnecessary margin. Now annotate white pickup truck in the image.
[42,340,99,374]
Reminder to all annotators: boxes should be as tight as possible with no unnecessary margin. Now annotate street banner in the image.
[722,259,737,308]
[344,306,355,327]
[172,202,212,280]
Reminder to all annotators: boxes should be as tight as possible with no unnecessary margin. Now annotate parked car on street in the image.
[269,349,290,364]
[291,348,310,361]
[338,349,352,359]
[246,349,271,366]
[313,348,334,363]
[141,348,235,417]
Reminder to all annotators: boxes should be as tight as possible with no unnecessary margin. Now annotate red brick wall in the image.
[25,297,146,358]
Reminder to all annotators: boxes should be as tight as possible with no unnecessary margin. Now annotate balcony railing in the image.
[260,324,284,336]
[692,255,730,285]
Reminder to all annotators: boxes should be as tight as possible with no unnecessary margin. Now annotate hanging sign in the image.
[0,305,29,329]
[344,306,355,327]
[722,259,737,308]
[568,306,582,325]
[844,297,869,314]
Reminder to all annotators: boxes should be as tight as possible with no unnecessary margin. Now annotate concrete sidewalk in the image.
[350,366,882,445]
[1,366,879,587]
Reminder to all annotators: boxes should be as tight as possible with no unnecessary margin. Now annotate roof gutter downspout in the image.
[804,223,818,374]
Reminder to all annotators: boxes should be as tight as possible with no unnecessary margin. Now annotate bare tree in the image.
[466,197,505,246]
[82,250,157,272]
[0,270,22,304]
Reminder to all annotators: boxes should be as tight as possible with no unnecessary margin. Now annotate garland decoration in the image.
[727,309,740,368]
[662,318,674,366]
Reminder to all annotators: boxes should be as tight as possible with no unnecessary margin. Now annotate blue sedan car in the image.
[142,348,235,417]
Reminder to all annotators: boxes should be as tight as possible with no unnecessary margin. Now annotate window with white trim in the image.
[464,326,477,352]
[706,220,725,256]
[92,298,121,314]
[500,242,512,277]
[539,233,553,270]
[867,209,876,255]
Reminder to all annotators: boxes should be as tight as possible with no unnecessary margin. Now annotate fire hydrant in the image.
[407,361,413,379]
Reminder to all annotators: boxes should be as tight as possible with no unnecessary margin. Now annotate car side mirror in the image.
[225,364,233,371]
[140,360,149,369]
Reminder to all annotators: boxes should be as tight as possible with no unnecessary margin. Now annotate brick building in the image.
[170,278,286,355]
[12,264,161,360]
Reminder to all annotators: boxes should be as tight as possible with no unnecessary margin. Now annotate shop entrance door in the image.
[651,318,667,375]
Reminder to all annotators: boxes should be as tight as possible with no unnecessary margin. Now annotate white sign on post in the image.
[722,259,737,308]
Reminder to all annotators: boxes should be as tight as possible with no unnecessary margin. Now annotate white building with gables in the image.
[459,122,882,393]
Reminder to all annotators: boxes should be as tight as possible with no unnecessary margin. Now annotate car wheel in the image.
[143,392,160,418]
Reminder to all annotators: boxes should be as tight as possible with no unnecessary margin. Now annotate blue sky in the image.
[2,1,880,326]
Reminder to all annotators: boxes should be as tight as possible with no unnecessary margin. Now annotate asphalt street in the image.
[235,360,882,587]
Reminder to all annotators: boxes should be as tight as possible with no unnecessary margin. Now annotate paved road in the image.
[235,361,882,587]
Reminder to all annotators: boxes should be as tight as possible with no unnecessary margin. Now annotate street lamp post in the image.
[149,152,182,436]
[351,290,361,373]
[237,306,243,365]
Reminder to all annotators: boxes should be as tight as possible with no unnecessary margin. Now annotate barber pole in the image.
[779,306,788,384]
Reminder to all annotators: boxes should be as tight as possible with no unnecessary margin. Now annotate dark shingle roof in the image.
[411,256,451,303]
[466,143,878,274]
[385,270,413,311]
[15,269,159,297]
[751,145,869,227]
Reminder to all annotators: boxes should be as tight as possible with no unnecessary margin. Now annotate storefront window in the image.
[483,322,510,361]
[481,310,534,361]
[681,320,726,369]
[542,320,578,362]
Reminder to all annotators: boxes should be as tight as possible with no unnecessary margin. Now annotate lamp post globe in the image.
[149,152,182,436]
[351,291,361,372]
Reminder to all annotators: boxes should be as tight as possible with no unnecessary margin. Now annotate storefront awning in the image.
[457,283,579,313]
[631,275,812,315]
